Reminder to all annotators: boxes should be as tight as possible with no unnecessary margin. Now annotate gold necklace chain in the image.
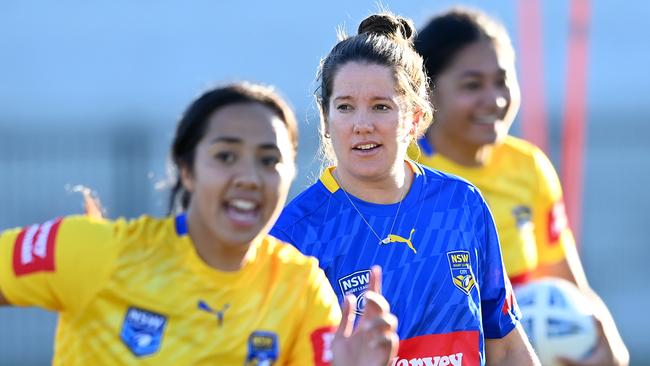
[337,177,406,245]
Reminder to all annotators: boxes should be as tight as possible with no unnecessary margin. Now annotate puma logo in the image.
[381,228,416,254]
[198,300,230,326]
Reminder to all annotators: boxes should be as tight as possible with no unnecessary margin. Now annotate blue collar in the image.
[175,213,188,236]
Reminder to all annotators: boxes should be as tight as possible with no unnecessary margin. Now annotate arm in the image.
[485,324,539,366]
[532,246,629,366]
[530,149,629,366]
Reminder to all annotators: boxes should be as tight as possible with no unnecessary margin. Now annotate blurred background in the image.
[0,0,648,364]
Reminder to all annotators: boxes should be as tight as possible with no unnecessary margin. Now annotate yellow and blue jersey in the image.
[271,161,519,365]
[411,135,575,284]
[0,214,340,365]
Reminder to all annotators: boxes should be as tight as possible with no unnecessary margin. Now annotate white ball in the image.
[514,278,597,366]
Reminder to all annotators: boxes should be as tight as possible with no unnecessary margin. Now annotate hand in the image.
[332,266,399,366]
[556,317,624,366]
[80,187,104,219]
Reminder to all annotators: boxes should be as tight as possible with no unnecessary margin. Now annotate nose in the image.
[483,85,510,112]
[352,110,374,135]
[232,160,261,190]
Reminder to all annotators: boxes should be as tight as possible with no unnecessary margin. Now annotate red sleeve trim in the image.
[12,218,62,276]
[310,326,336,366]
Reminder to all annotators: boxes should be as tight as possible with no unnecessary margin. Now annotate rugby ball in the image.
[514,278,597,366]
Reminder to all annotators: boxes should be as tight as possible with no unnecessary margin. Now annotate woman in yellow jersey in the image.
[0,82,398,366]
[412,8,628,365]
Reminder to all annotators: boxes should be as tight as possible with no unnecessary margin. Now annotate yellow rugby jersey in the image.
[0,214,340,365]
[410,135,576,284]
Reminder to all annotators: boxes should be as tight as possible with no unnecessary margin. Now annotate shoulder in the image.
[274,181,331,230]
[53,215,175,255]
[417,162,483,199]
[259,235,323,280]
[498,136,559,182]
[498,136,549,166]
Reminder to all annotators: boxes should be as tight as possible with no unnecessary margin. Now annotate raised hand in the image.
[331,266,399,366]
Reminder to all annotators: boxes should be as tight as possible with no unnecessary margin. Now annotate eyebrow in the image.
[332,95,394,102]
[458,69,507,78]
[209,137,281,151]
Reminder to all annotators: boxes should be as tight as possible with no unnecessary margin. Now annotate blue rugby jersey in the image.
[271,161,520,365]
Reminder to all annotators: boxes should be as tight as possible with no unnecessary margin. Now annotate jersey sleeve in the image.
[532,148,576,266]
[0,215,121,314]
[474,191,521,338]
[287,262,341,366]
[269,223,292,244]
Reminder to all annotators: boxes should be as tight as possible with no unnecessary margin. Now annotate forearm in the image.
[485,324,540,366]
[586,290,629,366]
[539,251,629,365]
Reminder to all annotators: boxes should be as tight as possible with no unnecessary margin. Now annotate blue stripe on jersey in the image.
[270,163,519,363]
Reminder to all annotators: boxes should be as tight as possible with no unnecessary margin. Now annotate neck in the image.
[186,209,255,272]
[333,161,412,204]
[428,128,493,167]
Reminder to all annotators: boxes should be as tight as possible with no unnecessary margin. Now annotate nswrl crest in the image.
[246,331,279,365]
[337,269,371,315]
[447,250,476,295]
[120,307,167,357]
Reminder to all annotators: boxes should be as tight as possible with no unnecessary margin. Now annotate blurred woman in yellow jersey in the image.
[0,82,398,366]
[412,7,628,365]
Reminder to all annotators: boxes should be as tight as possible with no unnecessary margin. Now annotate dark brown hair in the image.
[169,82,298,214]
[316,12,433,140]
[414,7,514,83]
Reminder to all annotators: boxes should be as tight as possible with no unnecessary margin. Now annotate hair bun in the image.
[358,14,414,41]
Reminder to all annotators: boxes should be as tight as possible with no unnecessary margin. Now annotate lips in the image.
[352,142,382,153]
[224,198,260,228]
[474,115,500,125]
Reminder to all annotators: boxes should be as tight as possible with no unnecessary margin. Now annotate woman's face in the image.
[182,102,295,250]
[326,62,415,183]
[432,40,520,148]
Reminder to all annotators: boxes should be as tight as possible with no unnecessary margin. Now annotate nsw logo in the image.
[120,307,167,357]
[446,251,476,295]
[246,331,279,365]
[337,269,371,315]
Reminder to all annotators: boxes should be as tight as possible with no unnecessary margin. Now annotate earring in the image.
[324,132,330,138]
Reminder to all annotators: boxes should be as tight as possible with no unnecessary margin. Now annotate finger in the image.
[359,291,392,331]
[365,314,399,363]
[335,294,357,338]
[363,290,391,315]
[555,353,599,366]
[83,190,103,218]
[367,313,398,335]
[368,265,382,294]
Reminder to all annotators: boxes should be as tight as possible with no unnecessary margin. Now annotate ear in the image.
[180,164,195,194]
[321,118,330,138]
[408,107,424,141]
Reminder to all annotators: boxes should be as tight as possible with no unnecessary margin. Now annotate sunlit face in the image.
[432,40,520,148]
[327,62,415,183]
[182,102,295,250]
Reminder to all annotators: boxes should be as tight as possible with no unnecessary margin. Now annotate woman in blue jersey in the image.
[271,11,539,365]
[412,8,628,366]
[0,82,398,365]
